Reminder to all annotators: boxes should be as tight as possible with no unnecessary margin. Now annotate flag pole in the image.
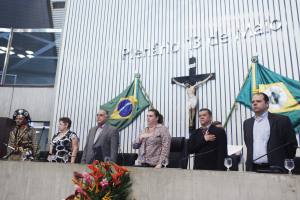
[223,56,258,128]
[134,73,154,109]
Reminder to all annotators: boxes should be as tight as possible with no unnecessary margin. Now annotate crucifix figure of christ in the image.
[171,58,215,131]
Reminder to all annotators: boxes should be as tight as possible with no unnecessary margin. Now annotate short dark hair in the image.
[212,121,222,126]
[254,92,269,103]
[199,108,212,116]
[148,108,164,124]
[59,117,72,129]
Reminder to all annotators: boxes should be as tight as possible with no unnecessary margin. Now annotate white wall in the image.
[0,87,54,122]
[53,0,300,152]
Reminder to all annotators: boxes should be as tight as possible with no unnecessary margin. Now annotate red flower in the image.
[100,161,111,171]
[112,163,128,174]
[111,173,122,185]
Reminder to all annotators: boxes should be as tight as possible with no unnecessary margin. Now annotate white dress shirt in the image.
[93,125,104,144]
[253,111,270,164]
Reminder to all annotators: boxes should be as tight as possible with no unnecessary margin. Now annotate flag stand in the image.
[134,73,154,109]
[223,56,258,128]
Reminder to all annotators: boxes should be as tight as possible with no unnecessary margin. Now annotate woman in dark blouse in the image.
[48,117,79,163]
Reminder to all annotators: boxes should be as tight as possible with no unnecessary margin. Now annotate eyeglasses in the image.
[96,114,105,116]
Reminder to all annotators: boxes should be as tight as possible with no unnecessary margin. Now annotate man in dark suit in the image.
[244,93,298,172]
[188,108,227,170]
[81,109,119,164]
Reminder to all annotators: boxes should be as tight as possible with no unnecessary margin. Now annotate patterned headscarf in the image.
[13,109,31,122]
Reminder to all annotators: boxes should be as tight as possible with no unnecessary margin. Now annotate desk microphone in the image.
[252,142,292,163]
[1,143,15,159]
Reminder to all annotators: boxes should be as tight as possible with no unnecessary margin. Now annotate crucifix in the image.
[171,57,215,131]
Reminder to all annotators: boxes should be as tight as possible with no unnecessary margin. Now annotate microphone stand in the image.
[252,141,291,163]
[252,142,293,173]
[1,143,16,159]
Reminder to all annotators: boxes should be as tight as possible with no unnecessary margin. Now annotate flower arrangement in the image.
[66,160,131,200]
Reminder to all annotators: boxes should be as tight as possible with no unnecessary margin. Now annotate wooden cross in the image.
[171,57,215,131]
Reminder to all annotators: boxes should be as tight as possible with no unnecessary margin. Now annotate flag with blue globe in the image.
[100,74,150,130]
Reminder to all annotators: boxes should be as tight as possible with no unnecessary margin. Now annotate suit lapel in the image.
[90,127,98,144]
[268,112,275,132]
[248,117,255,147]
[94,124,110,145]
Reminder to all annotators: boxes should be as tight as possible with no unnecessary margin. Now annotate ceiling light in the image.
[9,51,15,55]
[0,46,7,51]
[0,50,5,54]
[17,54,25,58]
[25,50,34,55]
[26,54,35,59]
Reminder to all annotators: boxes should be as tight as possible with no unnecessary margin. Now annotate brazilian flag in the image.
[236,60,300,133]
[100,74,150,130]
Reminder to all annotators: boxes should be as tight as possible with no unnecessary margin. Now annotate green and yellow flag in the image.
[236,61,300,133]
[100,74,150,130]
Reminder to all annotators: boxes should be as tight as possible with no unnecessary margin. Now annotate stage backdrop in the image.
[52,0,300,153]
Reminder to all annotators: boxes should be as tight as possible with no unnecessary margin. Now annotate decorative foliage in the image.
[66,160,131,200]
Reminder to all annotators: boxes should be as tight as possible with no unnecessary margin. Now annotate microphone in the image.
[2,143,16,151]
[1,143,16,159]
[252,142,295,174]
[252,141,292,163]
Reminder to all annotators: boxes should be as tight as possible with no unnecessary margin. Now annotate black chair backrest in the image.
[117,153,138,166]
[228,154,241,171]
[168,137,188,169]
[292,157,300,175]
[0,117,15,158]
[36,151,49,162]
[75,151,83,163]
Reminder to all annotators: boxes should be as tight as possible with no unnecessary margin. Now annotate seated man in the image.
[6,109,38,161]
[188,108,227,170]
[81,109,119,164]
[244,93,298,172]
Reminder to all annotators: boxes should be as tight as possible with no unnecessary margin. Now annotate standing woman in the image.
[7,109,38,161]
[133,109,171,168]
[48,117,79,163]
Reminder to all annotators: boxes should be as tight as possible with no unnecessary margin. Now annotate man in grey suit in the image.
[81,109,119,164]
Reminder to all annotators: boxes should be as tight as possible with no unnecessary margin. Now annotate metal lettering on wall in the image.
[123,19,282,60]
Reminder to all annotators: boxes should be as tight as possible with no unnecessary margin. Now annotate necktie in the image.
[201,127,208,135]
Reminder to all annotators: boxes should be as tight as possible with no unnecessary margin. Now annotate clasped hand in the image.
[204,131,216,142]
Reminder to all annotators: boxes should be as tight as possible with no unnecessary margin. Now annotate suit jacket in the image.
[81,123,119,164]
[188,125,228,170]
[244,112,298,171]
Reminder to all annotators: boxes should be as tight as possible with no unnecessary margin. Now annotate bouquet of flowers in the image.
[66,160,131,200]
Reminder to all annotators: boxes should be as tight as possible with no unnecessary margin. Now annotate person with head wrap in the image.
[6,109,39,161]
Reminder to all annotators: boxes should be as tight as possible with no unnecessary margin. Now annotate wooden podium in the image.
[0,161,299,200]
